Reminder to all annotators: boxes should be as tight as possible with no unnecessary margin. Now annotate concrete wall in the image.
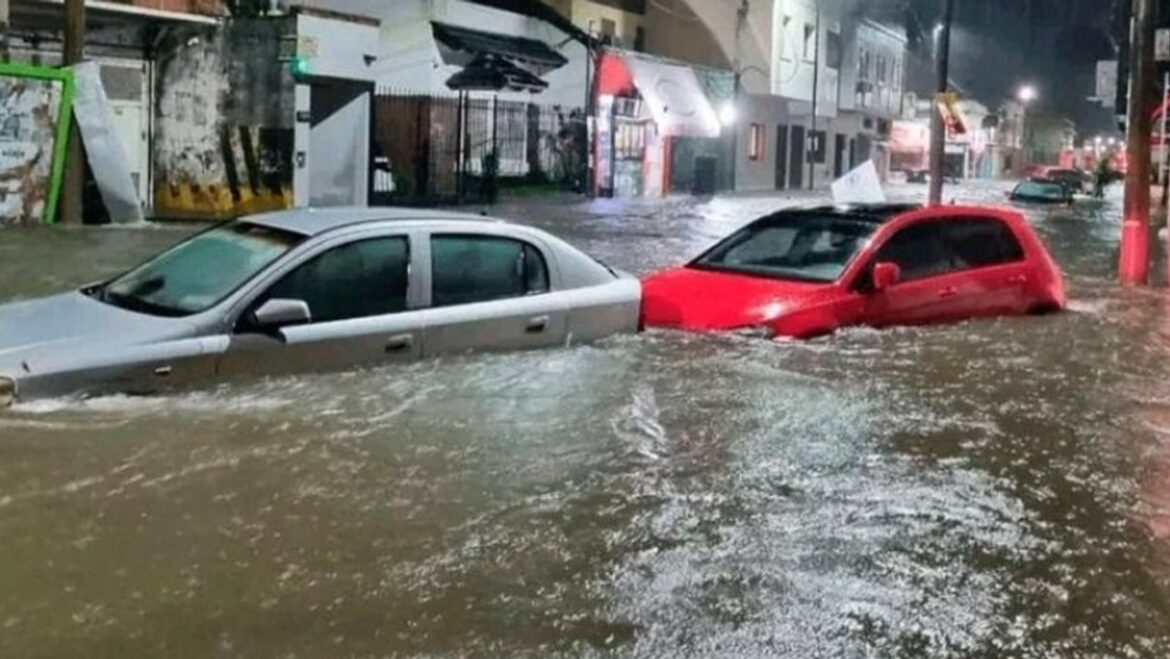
[154,18,296,218]
[771,0,841,117]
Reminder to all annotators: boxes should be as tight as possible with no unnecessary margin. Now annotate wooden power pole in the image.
[1120,0,1155,284]
[60,0,85,224]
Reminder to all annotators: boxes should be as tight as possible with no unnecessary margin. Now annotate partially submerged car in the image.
[1009,178,1074,205]
[640,204,1065,339]
[0,208,641,406]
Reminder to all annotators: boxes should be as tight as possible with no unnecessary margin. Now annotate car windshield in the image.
[96,223,303,317]
[691,213,878,283]
[1015,181,1066,199]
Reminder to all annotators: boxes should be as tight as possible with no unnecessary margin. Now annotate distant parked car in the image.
[1035,167,1087,194]
[1009,178,1074,205]
[0,208,641,406]
[640,203,1065,339]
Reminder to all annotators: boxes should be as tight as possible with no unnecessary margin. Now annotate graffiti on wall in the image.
[0,69,69,225]
[153,21,294,218]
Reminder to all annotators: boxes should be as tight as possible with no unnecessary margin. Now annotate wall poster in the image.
[0,63,74,225]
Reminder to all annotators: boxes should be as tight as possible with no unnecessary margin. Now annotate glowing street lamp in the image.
[1017,85,1038,104]
[718,101,737,127]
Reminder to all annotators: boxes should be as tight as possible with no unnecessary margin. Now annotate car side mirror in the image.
[251,298,311,330]
[872,262,901,292]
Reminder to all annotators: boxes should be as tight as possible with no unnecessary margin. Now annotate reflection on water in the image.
[4,182,1170,656]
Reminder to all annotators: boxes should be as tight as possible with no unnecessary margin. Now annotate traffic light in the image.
[290,55,310,78]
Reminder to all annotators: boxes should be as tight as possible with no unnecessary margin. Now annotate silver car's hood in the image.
[0,292,195,372]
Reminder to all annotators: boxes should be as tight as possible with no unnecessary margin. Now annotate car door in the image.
[862,219,976,327]
[217,232,425,378]
[944,216,1031,317]
[416,232,568,356]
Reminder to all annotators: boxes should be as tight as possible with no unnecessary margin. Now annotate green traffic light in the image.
[290,56,310,77]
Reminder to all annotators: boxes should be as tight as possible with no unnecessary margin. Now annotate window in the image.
[803,23,815,61]
[876,55,887,84]
[811,130,827,163]
[826,31,842,70]
[99,223,302,317]
[264,237,410,324]
[600,18,617,43]
[431,235,549,307]
[872,222,953,281]
[692,212,879,283]
[947,218,1025,268]
[748,123,764,161]
[780,15,793,61]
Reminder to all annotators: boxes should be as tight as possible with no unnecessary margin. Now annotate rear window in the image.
[1013,180,1066,200]
[947,218,1025,268]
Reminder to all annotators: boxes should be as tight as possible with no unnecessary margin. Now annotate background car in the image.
[640,204,1065,339]
[0,208,641,406]
[1035,167,1088,194]
[1009,178,1074,205]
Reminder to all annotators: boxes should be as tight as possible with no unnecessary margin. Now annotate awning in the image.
[433,22,567,72]
[445,54,549,93]
[623,56,720,139]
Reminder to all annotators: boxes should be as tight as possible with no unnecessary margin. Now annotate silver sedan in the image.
[0,208,641,406]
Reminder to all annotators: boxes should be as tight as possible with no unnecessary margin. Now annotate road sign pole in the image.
[928,0,955,205]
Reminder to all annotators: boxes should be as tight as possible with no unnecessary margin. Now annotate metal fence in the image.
[372,90,586,206]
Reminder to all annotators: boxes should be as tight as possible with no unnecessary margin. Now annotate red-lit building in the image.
[591,48,725,197]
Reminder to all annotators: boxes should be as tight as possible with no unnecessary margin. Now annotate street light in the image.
[1017,85,1037,104]
[718,101,737,127]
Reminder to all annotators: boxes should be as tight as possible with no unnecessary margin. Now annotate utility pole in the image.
[60,0,85,224]
[928,0,955,205]
[1120,0,1154,284]
[807,3,821,190]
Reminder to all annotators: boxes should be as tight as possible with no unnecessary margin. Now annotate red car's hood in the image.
[641,267,828,330]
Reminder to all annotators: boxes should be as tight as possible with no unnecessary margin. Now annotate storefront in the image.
[592,49,722,197]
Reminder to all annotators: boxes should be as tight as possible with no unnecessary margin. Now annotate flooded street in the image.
[6,182,1170,656]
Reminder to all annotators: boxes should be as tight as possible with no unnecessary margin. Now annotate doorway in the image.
[788,126,805,190]
[309,78,373,207]
[834,134,847,178]
[774,123,789,189]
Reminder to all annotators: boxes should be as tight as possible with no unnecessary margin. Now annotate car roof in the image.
[242,207,502,236]
[779,203,924,224]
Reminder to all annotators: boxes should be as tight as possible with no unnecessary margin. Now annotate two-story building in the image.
[639,0,908,193]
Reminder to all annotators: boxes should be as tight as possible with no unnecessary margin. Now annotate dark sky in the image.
[857,0,1118,134]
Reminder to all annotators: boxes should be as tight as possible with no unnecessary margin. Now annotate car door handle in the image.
[384,334,414,353]
[939,286,959,299]
[1007,274,1029,285]
[525,315,550,333]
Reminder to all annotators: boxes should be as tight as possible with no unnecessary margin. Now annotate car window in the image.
[692,212,877,283]
[263,237,410,324]
[947,217,1025,269]
[431,235,549,307]
[872,221,953,281]
[1014,180,1066,200]
[99,223,302,317]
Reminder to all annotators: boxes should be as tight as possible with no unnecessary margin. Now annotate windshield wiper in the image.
[98,287,186,317]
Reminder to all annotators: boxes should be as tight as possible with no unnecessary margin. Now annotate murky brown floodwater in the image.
[4,182,1170,657]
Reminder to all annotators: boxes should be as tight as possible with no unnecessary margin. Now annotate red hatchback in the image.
[641,204,1065,339]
